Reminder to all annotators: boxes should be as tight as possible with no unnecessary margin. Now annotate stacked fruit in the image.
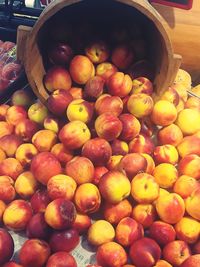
[0,35,200,267]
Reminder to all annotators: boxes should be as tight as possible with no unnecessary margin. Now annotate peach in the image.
[30,188,51,213]
[84,76,105,100]
[47,174,77,200]
[0,176,15,203]
[82,137,112,166]
[0,148,6,163]
[174,69,192,89]
[153,260,172,267]
[119,113,141,141]
[31,152,61,185]
[96,62,118,81]
[88,220,115,246]
[160,87,180,106]
[72,212,91,233]
[28,102,49,126]
[163,240,191,267]
[107,72,132,97]
[129,237,161,267]
[111,140,129,156]
[0,104,9,121]
[173,175,199,199]
[67,99,94,123]
[0,229,14,265]
[107,155,123,171]
[44,66,72,92]
[131,173,159,204]
[49,228,79,252]
[142,153,155,174]
[0,158,23,180]
[59,121,91,150]
[51,143,73,166]
[185,96,200,111]
[15,119,39,142]
[171,83,188,103]
[178,154,200,179]
[157,124,183,147]
[74,183,101,213]
[96,242,127,267]
[3,262,23,267]
[99,171,131,204]
[132,204,156,228]
[26,212,50,240]
[119,153,147,180]
[0,121,13,138]
[175,109,200,135]
[129,134,155,154]
[151,100,177,126]
[103,199,132,224]
[0,134,22,157]
[191,84,200,96]
[3,199,32,231]
[93,166,108,184]
[14,171,38,199]
[116,217,144,247]
[95,113,122,141]
[180,255,200,267]
[65,156,94,185]
[132,77,153,95]
[95,94,123,116]
[69,87,83,99]
[153,163,178,188]
[111,44,134,70]
[185,188,200,220]
[43,116,59,133]
[127,93,154,118]
[156,193,185,224]
[0,200,6,222]
[11,89,32,107]
[85,41,109,64]
[32,129,57,152]
[6,106,27,126]
[149,221,176,246]
[177,134,200,158]
[45,198,76,230]
[154,144,179,165]
[47,89,73,116]
[47,42,73,65]
[70,55,94,84]
[15,143,38,167]
[46,252,77,267]
[19,239,50,267]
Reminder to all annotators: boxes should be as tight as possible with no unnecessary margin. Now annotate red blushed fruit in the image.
[107,72,132,98]
[48,42,73,65]
[140,117,156,137]
[129,135,155,155]
[72,212,92,234]
[84,76,105,100]
[149,221,176,246]
[111,44,135,70]
[6,106,27,126]
[96,242,127,267]
[85,41,110,64]
[111,139,129,156]
[26,213,51,240]
[95,94,123,117]
[119,153,147,180]
[0,104,9,120]
[93,166,108,184]
[119,113,141,141]
[49,228,80,253]
[47,89,73,116]
[46,252,77,267]
[31,152,62,185]
[30,188,51,213]
[132,77,153,95]
[82,138,112,166]
[180,255,200,267]
[19,239,50,267]
[15,119,40,142]
[129,237,161,267]
[0,158,23,180]
[0,134,22,157]
[0,228,14,265]
[3,262,23,267]
[96,62,118,81]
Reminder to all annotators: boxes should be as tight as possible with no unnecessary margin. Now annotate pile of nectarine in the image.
[1,31,200,267]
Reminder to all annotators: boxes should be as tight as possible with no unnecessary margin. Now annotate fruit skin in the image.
[107,72,132,98]
[3,199,32,231]
[156,193,185,224]
[185,96,200,111]
[0,200,6,222]
[0,104,10,121]
[96,241,127,267]
[49,228,79,253]
[72,212,91,234]
[119,113,141,141]
[67,99,94,123]
[15,119,39,142]
[178,154,200,180]
[129,237,161,267]
[162,240,191,267]
[88,220,115,246]
[32,129,57,152]
[31,152,61,185]
[44,66,72,92]
[132,77,153,95]
[30,188,51,213]
[93,166,108,185]
[131,173,159,203]
[19,239,50,267]
[44,198,76,230]
[177,134,200,158]
[11,89,33,107]
[46,251,77,267]
[99,171,131,204]
[43,116,59,133]
[65,156,94,185]
[180,254,200,267]
[0,134,22,157]
[153,163,178,189]
[153,260,172,267]
[173,175,199,199]
[28,102,48,124]
[153,144,179,165]
[96,62,118,81]
[132,204,156,229]
[151,100,177,126]
[69,55,94,84]
[157,124,183,147]
[15,143,38,168]
[74,183,101,214]
[95,94,123,117]
[51,143,73,166]
[85,41,109,64]
[111,44,134,70]
[0,121,14,139]
[84,76,105,100]
[129,134,155,155]
[149,221,176,246]
[82,138,112,166]
[0,158,23,180]
[0,228,14,265]
[6,105,27,126]
[0,175,16,203]
[111,140,128,156]
[47,42,73,65]
[116,217,144,247]
[3,262,23,267]
[59,120,91,150]
[142,153,155,174]
[185,188,200,220]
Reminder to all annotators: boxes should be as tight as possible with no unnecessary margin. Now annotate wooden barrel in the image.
[17,0,181,104]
